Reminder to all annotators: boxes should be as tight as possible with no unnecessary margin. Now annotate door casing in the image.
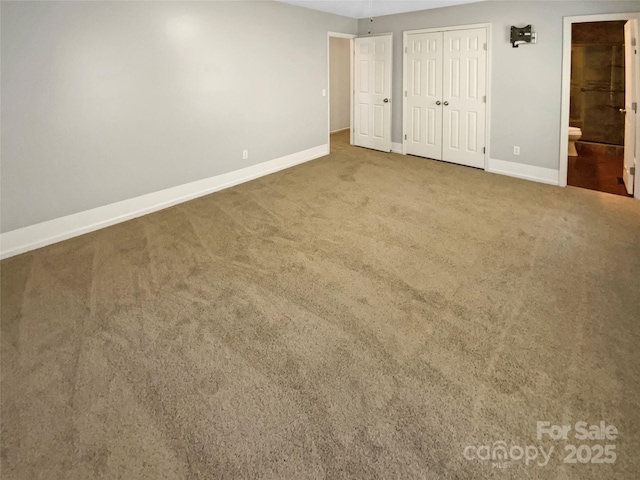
[623,19,638,195]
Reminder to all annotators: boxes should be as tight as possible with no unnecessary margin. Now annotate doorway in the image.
[567,21,630,196]
[327,32,394,154]
[560,13,640,199]
[328,32,355,152]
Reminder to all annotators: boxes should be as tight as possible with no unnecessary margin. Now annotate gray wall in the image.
[1,1,356,233]
[358,1,639,169]
[329,37,351,131]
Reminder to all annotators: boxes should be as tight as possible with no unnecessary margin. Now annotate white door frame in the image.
[402,23,492,170]
[328,32,357,149]
[559,12,640,199]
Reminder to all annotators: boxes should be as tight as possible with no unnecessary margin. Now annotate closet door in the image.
[442,28,487,168]
[405,32,443,160]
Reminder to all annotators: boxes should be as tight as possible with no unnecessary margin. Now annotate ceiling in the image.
[275,0,487,19]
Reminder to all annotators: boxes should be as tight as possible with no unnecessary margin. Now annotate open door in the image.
[623,19,638,195]
[354,34,392,152]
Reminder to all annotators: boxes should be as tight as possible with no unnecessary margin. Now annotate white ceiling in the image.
[276,0,487,19]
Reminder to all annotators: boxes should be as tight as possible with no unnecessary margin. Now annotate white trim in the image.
[559,12,640,190]
[357,32,394,38]
[388,34,393,153]
[485,24,492,169]
[327,32,356,149]
[402,30,407,156]
[487,158,559,186]
[327,31,356,40]
[391,142,403,154]
[330,127,350,134]
[404,23,492,35]
[0,144,329,259]
[401,23,491,169]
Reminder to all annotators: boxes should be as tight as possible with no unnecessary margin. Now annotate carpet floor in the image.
[2,130,640,479]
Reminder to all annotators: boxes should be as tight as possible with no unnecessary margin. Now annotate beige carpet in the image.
[2,130,640,479]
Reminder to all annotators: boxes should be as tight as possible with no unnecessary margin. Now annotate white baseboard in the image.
[330,127,350,134]
[391,142,403,154]
[0,144,328,259]
[487,158,559,186]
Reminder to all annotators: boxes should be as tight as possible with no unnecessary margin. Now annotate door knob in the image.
[383,98,390,103]
[619,108,626,113]
[443,101,449,106]
[436,101,441,105]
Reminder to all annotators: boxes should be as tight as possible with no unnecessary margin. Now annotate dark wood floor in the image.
[567,144,630,197]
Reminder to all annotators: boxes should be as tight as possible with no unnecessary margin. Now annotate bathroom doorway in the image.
[559,13,639,199]
[568,21,628,195]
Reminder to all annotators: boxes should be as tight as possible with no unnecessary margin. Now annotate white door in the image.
[403,27,487,168]
[405,32,443,159]
[354,35,393,152]
[442,28,487,168]
[623,20,637,195]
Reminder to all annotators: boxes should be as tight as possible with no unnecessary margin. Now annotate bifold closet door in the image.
[405,32,443,160]
[442,28,487,168]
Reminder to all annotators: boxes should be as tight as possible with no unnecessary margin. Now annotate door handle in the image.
[443,101,449,106]
[436,101,441,105]
[619,108,626,113]
[383,98,390,103]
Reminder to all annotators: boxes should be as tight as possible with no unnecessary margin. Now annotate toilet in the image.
[568,126,582,157]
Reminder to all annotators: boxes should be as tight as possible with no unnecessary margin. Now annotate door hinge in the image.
[483,147,486,154]
[632,37,637,47]
[405,46,408,53]
[631,166,636,175]
[405,91,408,97]
[633,102,638,113]
[483,95,486,103]
[404,134,407,140]
[484,43,487,50]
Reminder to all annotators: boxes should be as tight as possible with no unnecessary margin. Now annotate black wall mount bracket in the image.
[511,25,536,48]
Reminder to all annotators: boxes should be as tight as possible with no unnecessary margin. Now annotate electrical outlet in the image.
[242,150,248,160]
[513,146,520,155]
[322,89,326,97]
